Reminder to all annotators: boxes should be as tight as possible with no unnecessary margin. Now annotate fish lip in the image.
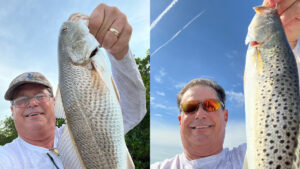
[25,112,44,117]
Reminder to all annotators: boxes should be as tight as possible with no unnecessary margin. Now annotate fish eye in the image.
[63,27,68,32]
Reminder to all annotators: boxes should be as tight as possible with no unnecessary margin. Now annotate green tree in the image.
[0,116,17,146]
[126,50,150,169]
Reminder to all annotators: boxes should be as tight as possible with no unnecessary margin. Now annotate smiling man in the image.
[0,3,146,169]
[151,79,246,169]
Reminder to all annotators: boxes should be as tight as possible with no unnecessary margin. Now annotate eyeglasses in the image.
[12,93,52,108]
[180,99,224,114]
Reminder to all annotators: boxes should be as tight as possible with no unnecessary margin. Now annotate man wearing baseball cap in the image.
[0,3,146,169]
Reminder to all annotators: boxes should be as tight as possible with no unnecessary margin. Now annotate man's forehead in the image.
[183,85,218,99]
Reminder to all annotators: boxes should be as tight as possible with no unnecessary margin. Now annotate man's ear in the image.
[224,109,228,123]
[178,114,182,125]
[11,106,15,119]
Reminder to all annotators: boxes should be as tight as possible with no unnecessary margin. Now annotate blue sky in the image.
[0,0,149,121]
[150,0,266,163]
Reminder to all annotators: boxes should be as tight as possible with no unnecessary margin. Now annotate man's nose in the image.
[27,98,39,107]
[195,105,208,119]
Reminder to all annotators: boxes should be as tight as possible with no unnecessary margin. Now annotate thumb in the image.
[262,0,277,8]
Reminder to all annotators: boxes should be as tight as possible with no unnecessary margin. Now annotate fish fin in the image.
[126,147,135,169]
[243,152,248,169]
[54,86,66,119]
[111,76,120,103]
[255,48,263,75]
[92,48,120,102]
[57,125,86,169]
[91,48,110,89]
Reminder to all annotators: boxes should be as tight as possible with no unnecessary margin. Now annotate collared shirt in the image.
[151,143,246,169]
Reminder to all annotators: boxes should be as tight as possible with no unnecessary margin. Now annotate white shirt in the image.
[0,127,64,169]
[0,51,146,169]
[151,144,246,169]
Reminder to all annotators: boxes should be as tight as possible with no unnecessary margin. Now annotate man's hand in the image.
[263,0,300,49]
[89,4,132,60]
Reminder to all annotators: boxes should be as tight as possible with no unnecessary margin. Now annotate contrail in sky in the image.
[150,0,178,30]
[152,10,206,56]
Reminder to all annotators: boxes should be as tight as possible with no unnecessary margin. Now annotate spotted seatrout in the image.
[55,14,134,169]
[244,6,300,169]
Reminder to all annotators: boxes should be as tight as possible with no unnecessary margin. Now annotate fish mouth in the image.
[89,47,98,58]
[25,112,44,117]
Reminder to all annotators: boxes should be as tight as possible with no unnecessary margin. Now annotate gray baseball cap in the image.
[5,72,53,101]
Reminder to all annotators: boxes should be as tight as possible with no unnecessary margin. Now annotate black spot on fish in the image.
[285,161,290,165]
[278,156,282,160]
[276,165,281,169]
[286,145,290,149]
[274,149,278,153]
[270,140,274,144]
[280,140,284,143]
[277,135,281,139]
[283,125,287,129]
[269,161,273,165]
[283,116,287,120]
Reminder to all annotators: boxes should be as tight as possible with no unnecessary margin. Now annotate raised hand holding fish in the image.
[263,0,300,49]
[89,3,132,60]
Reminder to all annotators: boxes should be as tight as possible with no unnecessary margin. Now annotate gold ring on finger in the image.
[109,28,120,38]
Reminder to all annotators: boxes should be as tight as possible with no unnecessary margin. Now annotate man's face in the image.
[178,85,228,149]
[10,84,56,137]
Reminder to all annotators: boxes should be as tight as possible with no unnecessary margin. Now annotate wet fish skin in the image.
[58,20,127,168]
[244,6,300,169]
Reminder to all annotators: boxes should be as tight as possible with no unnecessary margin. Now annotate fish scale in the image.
[57,18,130,168]
[244,6,300,169]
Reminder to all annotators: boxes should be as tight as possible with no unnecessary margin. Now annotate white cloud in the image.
[152,102,177,111]
[151,122,182,163]
[154,114,162,117]
[154,68,166,83]
[150,0,178,30]
[226,90,244,105]
[225,50,239,59]
[174,82,185,89]
[156,91,165,96]
[224,120,246,149]
[153,103,167,109]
